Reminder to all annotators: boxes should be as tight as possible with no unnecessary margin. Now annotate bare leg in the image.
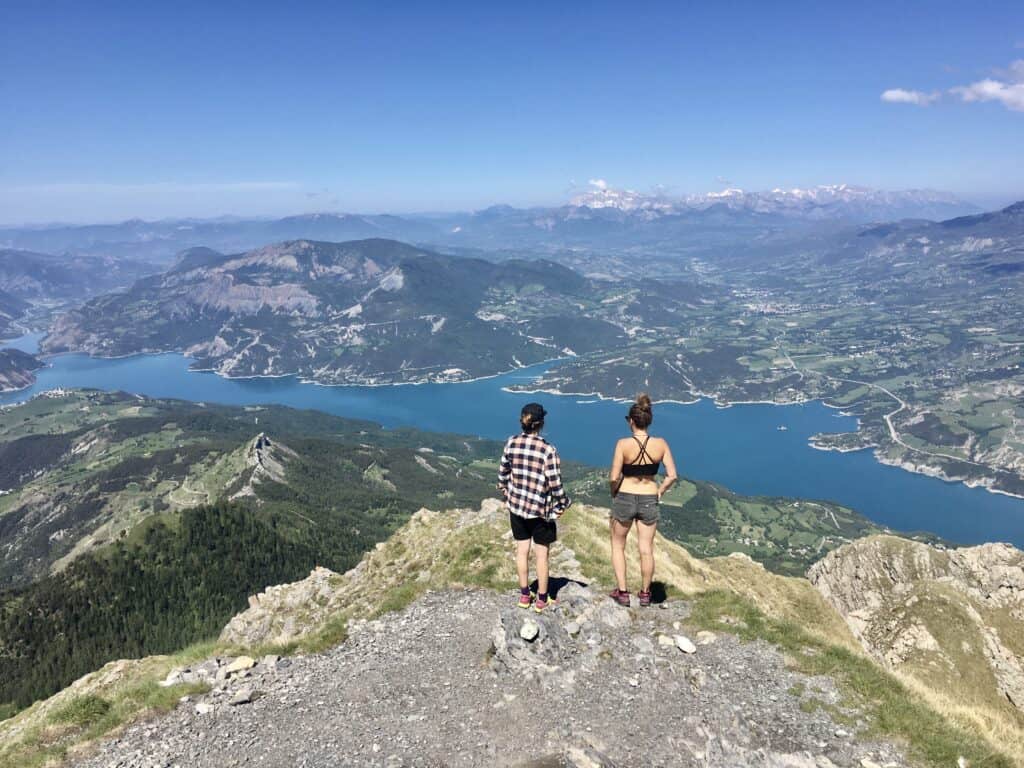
[534,543,549,595]
[515,539,531,590]
[610,518,632,591]
[637,521,657,592]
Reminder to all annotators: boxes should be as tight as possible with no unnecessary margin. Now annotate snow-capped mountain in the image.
[570,182,976,222]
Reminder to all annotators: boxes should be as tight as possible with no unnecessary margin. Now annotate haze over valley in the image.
[4,188,1021,501]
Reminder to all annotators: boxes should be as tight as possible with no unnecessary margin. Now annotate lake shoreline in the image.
[4,341,1024,537]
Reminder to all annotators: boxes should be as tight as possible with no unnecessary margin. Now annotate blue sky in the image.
[2,0,1023,223]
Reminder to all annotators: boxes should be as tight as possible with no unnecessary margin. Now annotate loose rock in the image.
[520,619,540,642]
[675,635,697,654]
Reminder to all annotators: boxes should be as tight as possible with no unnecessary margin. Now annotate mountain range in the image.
[569,182,977,221]
[32,196,1024,499]
[41,239,623,383]
[0,184,982,263]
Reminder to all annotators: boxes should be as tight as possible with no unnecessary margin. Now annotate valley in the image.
[0,388,913,714]
[34,201,1024,500]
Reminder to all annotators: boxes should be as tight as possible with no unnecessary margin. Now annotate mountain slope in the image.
[810,535,1024,750]
[1,500,1016,768]
[0,288,27,338]
[0,249,154,302]
[42,238,623,383]
[0,349,44,392]
[0,389,503,709]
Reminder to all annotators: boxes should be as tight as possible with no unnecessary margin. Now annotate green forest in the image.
[0,392,500,713]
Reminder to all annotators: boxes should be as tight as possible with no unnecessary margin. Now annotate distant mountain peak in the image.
[567,182,976,221]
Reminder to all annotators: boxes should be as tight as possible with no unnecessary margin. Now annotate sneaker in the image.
[517,592,533,609]
[533,595,549,613]
[609,588,631,607]
[638,590,652,607]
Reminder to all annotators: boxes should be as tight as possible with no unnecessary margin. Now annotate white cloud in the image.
[949,59,1024,112]
[880,88,939,106]
[950,79,1024,111]
[588,178,608,190]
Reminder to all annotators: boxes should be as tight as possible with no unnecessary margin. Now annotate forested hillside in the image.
[0,391,500,710]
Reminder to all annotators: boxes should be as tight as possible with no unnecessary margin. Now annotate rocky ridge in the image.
[77,586,910,768]
[2,501,1018,767]
[809,535,1024,753]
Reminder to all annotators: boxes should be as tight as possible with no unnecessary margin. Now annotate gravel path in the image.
[76,586,909,768]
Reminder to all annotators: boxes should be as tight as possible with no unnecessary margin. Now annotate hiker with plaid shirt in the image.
[498,402,571,613]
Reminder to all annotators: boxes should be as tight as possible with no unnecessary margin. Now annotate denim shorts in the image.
[611,492,659,525]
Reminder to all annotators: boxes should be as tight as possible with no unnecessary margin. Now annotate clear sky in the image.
[2,0,1023,223]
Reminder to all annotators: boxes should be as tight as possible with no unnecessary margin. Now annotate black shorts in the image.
[510,512,557,546]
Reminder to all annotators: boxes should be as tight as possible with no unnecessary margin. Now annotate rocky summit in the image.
[2,499,1021,768]
[77,587,909,768]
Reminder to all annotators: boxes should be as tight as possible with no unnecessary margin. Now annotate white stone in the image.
[225,656,256,675]
[674,635,697,654]
[520,619,540,642]
[229,687,254,706]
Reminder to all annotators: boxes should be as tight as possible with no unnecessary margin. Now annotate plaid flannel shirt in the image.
[498,432,571,520]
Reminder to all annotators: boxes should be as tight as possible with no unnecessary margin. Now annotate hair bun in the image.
[635,393,652,411]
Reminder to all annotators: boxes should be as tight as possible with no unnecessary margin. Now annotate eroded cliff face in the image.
[0,349,43,392]
[808,535,1024,715]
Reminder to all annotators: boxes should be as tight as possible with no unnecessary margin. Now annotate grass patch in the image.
[298,614,350,654]
[49,695,111,728]
[371,582,427,619]
[1,678,211,768]
[689,590,1013,768]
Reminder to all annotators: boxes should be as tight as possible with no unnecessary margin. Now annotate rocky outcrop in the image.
[80,588,911,768]
[220,566,345,647]
[7,501,1020,767]
[808,535,1024,712]
[228,432,296,501]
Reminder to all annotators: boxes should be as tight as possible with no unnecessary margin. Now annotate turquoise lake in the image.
[3,333,1023,548]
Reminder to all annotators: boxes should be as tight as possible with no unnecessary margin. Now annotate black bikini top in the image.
[621,435,660,477]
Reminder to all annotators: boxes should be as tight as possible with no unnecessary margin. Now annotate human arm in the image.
[658,441,678,500]
[609,439,624,497]
[545,447,571,516]
[497,440,511,500]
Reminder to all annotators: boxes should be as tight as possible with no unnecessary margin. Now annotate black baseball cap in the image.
[521,402,547,420]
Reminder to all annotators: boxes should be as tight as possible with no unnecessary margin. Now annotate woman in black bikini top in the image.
[620,434,660,477]
[608,393,678,607]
